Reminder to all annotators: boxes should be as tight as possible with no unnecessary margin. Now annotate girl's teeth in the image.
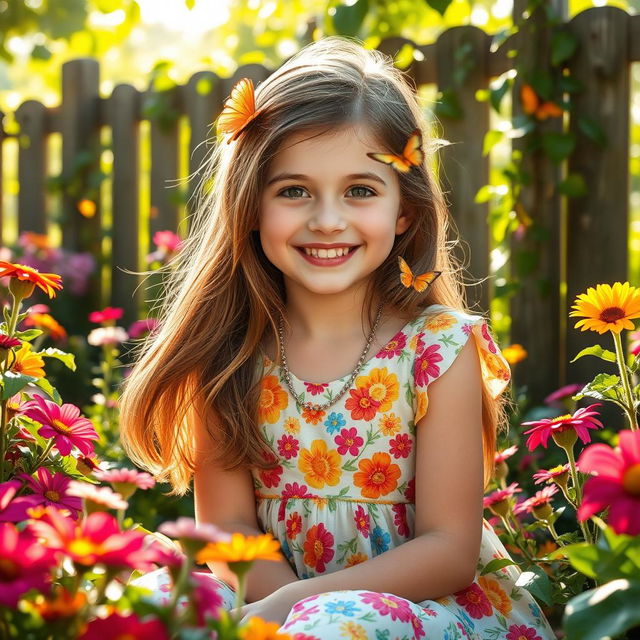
[303,247,351,258]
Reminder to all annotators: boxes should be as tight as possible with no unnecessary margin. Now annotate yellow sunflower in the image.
[10,343,45,378]
[569,282,640,334]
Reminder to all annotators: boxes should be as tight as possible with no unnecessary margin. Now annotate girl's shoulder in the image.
[411,303,512,401]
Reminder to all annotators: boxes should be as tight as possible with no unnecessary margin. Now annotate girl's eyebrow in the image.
[266,172,387,187]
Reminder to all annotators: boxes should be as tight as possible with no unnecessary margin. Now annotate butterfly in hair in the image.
[398,256,441,292]
[216,77,265,143]
[367,129,424,173]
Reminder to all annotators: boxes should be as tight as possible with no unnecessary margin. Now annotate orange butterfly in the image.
[367,129,424,173]
[398,256,441,292]
[216,77,264,144]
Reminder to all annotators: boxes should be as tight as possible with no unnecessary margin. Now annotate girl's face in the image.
[258,124,411,297]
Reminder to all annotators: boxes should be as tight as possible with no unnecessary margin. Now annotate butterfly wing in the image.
[367,152,412,173]
[398,256,415,288]
[217,78,263,143]
[412,270,442,293]
[401,129,424,168]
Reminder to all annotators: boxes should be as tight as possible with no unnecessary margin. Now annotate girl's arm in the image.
[192,402,299,602]
[277,336,485,604]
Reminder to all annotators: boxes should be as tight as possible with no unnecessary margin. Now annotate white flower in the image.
[87,326,129,346]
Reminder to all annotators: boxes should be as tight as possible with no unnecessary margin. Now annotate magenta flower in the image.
[158,517,230,545]
[533,463,573,486]
[413,344,443,387]
[334,427,364,456]
[629,330,640,357]
[495,445,518,464]
[93,467,155,500]
[153,230,182,252]
[0,334,21,349]
[359,591,413,622]
[88,306,124,324]
[78,611,170,640]
[543,383,584,407]
[521,403,604,451]
[577,429,640,535]
[127,317,159,339]
[19,395,99,456]
[0,522,58,607]
[18,468,83,519]
[190,572,225,624]
[483,482,522,518]
[0,479,41,523]
[513,485,559,516]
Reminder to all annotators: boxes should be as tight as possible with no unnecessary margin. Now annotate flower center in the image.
[599,307,625,323]
[311,456,330,477]
[313,540,324,557]
[622,463,640,496]
[45,490,60,502]
[371,471,386,485]
[369,383,386,402]
[552,414,572,424]
[0,557,18,579]
[52,419,71,434]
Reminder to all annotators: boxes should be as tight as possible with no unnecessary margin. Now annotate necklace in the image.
[278,301,385,413]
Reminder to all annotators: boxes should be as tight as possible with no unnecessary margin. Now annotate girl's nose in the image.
[307,201,348,233]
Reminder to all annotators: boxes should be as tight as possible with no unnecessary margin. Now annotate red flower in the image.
[521,403,604,451]
[303,523,334,573]
[389,434,413,459]
[286,512,302,539]
[259,464,283,489]
[392,503,410,537]
[354,505,370,538]
[378,332,407,359]
[454,581,493,619]
[345,387,380,421]
[506,624,542,640]
[334,427,364,456]
[304,381,329,396]
[19,395,98,457]
[78,611,170,639]
[413,344,443,387]
[359,591,412,622]
[577,429,640,535]
[88,307,124,324]
[277,435,299,460]
[281,482,312,499]
[404,477,415,502]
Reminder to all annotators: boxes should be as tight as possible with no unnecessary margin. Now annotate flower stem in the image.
[564,445,593,544]
[0,401,7,483]
[234,570,248,622]
[612,331,638,431]
[168,555,193,626]
[34,439,55,469]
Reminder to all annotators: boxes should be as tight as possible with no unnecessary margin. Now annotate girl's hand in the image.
[231,584,302,627]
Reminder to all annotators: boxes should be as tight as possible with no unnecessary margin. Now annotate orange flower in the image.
[346,552,368,567]
[423,311,457,333]
[258,375,288,424]
[20,232,50,251]
[478,576,511,616]
[77,199,96,218]
[197,532,281,566]
[354,452,401,499]
[0,261,63,299]
[10,342,45,378]
[379,412,401,436]
[502,343,527,365]
[32,588,87,621]
[355,367,398,412]
[302,406,325,425]
[415,391,429,423]
[239,616,292,640]
[298,440,342,489]
[345,386,380,421]
[24,313,67,341]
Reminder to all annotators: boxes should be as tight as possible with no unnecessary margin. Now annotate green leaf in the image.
[0,371,38,401]
[424,0,454,17]
[578,115,608,148]
[33,347,77,371]
[516,565,553,606]
[482,130,503,156]
[33,377,62,404]
[13,329,43,341]
[434,88,463,120]
[551,29,578,66]
[541,131,576,164]
[489,77,511,113]
[563,543,603,578]
[474,184,493,204]
[480,558,518,575]
[557,173,587,198]
[563,579,640,640]
[332,0,369,37]
[570,344,617,364]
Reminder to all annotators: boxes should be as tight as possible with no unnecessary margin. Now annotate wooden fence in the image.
[0,5,638,408]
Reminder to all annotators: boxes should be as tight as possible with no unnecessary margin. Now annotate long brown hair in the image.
[118,36,512,497]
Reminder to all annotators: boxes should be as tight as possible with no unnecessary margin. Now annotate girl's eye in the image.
[349,185,376,198]
[279,186,309,198]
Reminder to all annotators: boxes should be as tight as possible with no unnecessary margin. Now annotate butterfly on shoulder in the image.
[216,77,265,144]
[366,128,424,173]
[398,256,442,293]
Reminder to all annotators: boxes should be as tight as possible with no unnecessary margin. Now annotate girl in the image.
[120,36,557,639]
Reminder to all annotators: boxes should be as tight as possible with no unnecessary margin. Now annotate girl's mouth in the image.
[295,246,360,266]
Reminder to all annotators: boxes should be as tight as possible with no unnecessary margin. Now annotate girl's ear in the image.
[395,207,413,235]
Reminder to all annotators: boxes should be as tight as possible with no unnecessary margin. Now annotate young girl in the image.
[120,36,557,639]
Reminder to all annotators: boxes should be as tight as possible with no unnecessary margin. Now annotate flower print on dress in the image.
[335,427,364,456]
[391,503,410,537]
[478,576,512,616]
[378,412,401,436]
[339,621,367,640]
[354,505,370,537]
[303,523,334,572]
[377,332,407,359]
[286,512,302,539]
[304,381,329,396]
[354,368,399,413]
[346,552,368,566]
[258,452,283,489]
[259,375,288,423]
[298,440,342,489]
[389,434,413,459]
[345,387,380,421]
[506,624,543,640]
[324,600,361,617]
[454,581,493,619]
[359,592,413,623]
[422,311,457,333]
[277,434,299,460]
[324,412,346,435]
[370,525,391,555]
[414,343,443,386]
[354,452,401,499]
[302,406,326,425]
[481,322,498,354]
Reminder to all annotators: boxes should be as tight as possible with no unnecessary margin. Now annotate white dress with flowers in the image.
[133,304,558,640]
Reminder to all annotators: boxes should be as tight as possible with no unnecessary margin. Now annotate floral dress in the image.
[132,304,558,640]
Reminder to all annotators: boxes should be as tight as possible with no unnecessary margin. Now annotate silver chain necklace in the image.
[278,301,385,413]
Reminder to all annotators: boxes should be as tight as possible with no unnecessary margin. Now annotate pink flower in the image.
[521,403,604,451]
[281,482,312,499]
[389,434,413,459]
[127,317,159,339]
[18,468,83,519]
[377,332,407,358]
[0,479,42,523]
[334,427,363,456]
[359,591,413,622]
[514,485,559,516]
[533,463,572,485]
[413,344,443,387]
[88,307,124,323]
[495,445,518,464]
[577,429,640,535]
[78,611,170,640]
[543,383,584,407]
[277,435,300,460]
[506,624,542,640]
[392,503,410,537]
[159,517,230,544]
[454,582,493,619]
[303,381,329,396]
[28,508,163,571]
[628,330,640,356]
[354,505,370,537]
[93,467,155,500]
[483,483,522,518]
[87,326,128,346]
[0,522,58,607]
[66,481,128,511]
[190,572,225,625]
[19,395,98,456]
[153,230,182,252]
